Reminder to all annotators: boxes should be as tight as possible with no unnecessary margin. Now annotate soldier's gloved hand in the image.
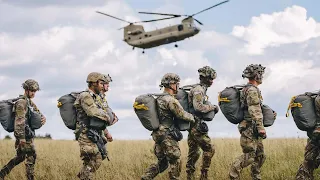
[41,115,46,125]
[105,131,113,142]
[111,113,118,125]
[258,128,267,139]
[273,111,277,120]
[213,105,219,114]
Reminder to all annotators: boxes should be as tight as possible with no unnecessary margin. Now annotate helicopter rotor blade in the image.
[96,11,132,24]
[194,18,203,25]
[134,16,180,23]
[191,0,229,17]
[138,11,184,17]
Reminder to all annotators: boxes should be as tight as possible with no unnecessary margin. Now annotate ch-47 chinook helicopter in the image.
[97,0,229,53]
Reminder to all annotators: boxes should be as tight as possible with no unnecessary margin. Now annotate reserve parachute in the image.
[219,84,276,126]
[133,94,166,131]
[286,91,320,131]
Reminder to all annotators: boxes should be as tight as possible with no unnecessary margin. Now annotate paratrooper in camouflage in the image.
[186,66,218,180]
[295,95,320,180]
[229,64,267,180]
[141,73,195,180]
[74,72,112,180]
[0,79,46,180]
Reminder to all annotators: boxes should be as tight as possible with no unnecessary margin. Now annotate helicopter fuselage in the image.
[123,19,200,49]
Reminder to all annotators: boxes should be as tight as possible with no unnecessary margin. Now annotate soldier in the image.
[141,73,195,180]
[229,64,267,180]
[100,74,118,142]
[295,95,320,180]
[74,72,112,180]
[186,66,219,180]
[0,79,46,180]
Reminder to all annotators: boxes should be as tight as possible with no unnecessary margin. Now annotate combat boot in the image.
[186,172,195,180]
[200,170,208,180]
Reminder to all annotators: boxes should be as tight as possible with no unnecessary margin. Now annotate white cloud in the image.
[232,5,320,55]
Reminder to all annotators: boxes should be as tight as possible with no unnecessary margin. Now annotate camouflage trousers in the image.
[0,139,36,180]
[296,138,320,180]
[229,122,266,180]
[186,123,215,179]
[141,127,181,180]
[77,129,103,180]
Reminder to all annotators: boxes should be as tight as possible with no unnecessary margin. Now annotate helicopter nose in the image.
[194,27,200,33]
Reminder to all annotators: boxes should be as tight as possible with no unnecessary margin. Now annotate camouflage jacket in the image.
[188,84,215,114]
[14,95,43,140]
[315,95,320,118]
[157,93,194,128]
[242,84,264,131]
[74,89,111,126]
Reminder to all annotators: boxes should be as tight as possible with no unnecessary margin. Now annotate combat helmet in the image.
[102,74,112,83]
[22,79,40,91]
[198,66,217,79]
[242,64,266,82]
[86,72,104,83]
[159,73,180,88]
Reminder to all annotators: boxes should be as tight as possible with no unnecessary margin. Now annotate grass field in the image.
[0,138,318,180]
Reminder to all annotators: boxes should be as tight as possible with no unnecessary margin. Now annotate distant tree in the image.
[35,133,52,139]
[4,135,12,140]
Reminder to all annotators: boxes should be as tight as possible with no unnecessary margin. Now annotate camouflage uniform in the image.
[74,72,111,180]
[0,80,43,180]
[186,66,218,180]
[141,73,195,180]
[186,84,216,179]
[296,96,320,180]
[229,64,266,180]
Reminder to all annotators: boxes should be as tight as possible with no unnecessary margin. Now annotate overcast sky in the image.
[0,0,319,140]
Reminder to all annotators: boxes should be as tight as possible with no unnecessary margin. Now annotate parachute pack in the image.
[175,84,197,131]
[175,84,217,131]
[0,97,43,132]
[133,93,165,131]
[57,92,83,130]
[218,84,276,126]
[286,91,320,131]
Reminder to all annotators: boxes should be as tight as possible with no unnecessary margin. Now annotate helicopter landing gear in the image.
[132,47,135,50]
[175,44,178,48]
[142,49,145,54]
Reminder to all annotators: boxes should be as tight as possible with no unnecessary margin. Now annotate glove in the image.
[213,105,219,114]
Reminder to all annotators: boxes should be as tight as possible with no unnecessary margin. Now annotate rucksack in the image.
[133,93,165,131]
[57,92,83,130]
[0,97,20,132]
[286,91,320,131]
[219,84,276,126]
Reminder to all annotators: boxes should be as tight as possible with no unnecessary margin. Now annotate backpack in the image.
[57,92,83,130]
[133,93,165,131]
[219,85,276,126]
[286,91,320,131]
[0,97,20,132]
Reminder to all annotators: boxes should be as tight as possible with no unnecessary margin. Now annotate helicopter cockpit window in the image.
[178,25,183,31]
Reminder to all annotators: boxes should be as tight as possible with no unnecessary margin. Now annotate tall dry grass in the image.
[0,138,317,180]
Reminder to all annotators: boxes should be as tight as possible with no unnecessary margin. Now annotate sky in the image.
[0,0,319,140]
